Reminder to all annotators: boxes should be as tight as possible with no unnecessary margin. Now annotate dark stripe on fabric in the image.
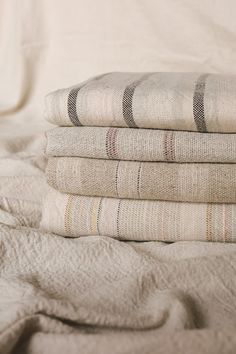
[137,162,142,199]
[68,87,83,126]
[67,73,111,126]
[163,131,175,161]
[106,128,119,159]
[193,74,209,132]
[115,161,120,197]
[122,73,152,128]
[96,197,104,235]
[116,199,122,238]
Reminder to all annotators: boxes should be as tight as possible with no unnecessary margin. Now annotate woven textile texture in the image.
[40,189,236,242]
[46,157,236,203]
[46,127,236,163]
[45,72,236,133]
[2,224,236,354]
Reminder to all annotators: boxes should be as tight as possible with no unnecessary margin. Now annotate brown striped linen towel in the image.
[40,189,236,242]
[46,127,236,163]
[46,157,236,203]
[45,72,236,133]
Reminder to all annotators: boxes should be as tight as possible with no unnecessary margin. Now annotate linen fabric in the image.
[40,189,236,242]
[2,224,236,354]
[3,1,236,353]
[45,72,236,133]
[46,157,236,203]
[46,127,236,163]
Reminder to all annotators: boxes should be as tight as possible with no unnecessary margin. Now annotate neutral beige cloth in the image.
[13,330,236,354]
[0,125,236,353]
[0,135,48,229]
[40,189,236,242]
[46,157,236,203]
[46,126,236,163]
[1,223,236,354]
[2,1,236,352]
[45,72,236,133]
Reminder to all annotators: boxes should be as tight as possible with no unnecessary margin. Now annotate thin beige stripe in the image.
[222,204,226,242]
[175,202,181,241]
[206,204,213,242]
[223,204,232,243]
[46,158,58,189]
[64,194,74,235]
[90,198,101,234]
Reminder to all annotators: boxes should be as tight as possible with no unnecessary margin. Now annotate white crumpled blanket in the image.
[1,0,236,353]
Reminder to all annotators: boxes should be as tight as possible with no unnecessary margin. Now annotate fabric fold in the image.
[46,157,236,203]
[45,72,236,132]
[46,127,236,163]
[40,190,236,242]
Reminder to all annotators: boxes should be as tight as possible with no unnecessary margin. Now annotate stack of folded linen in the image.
[41,72,236,242]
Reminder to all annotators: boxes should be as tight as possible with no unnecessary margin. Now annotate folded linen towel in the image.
[46,157,236,203]
[45,72,236,132]
[46,127,236,163]
[40,189,236,242]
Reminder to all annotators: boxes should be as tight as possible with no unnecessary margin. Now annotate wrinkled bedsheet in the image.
[1,0,236,353]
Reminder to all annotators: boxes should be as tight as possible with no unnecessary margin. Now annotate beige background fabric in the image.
[1,223,236,353]
[12,330,236,354]
[1,0,236,352]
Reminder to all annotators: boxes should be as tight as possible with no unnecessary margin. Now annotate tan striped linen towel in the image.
[45,72,236,132]
[46,126,236,163]
[40,189,236,242]
[46,157,236,203]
